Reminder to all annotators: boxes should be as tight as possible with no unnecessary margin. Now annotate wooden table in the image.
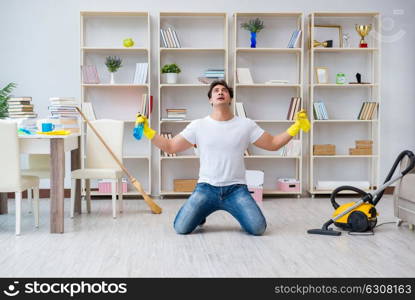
[0,134,81,233]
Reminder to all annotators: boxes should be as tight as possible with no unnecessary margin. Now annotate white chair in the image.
[70,119,124,219]
[21,154,50,213]
[0,120,40,235]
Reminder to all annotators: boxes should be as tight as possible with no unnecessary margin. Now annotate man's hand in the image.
[286,109,310,137]
[136,114,156,140]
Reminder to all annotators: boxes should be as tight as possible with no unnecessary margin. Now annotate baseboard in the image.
[6,186,395,199]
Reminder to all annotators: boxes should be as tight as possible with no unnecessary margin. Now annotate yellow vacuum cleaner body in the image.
[333,202,378,232]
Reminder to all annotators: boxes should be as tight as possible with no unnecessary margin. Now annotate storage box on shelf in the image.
[234,12,304,196]
[80,11,152,196]
[309,12,381,196]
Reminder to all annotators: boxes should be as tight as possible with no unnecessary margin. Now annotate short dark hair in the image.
[207,80,233,99]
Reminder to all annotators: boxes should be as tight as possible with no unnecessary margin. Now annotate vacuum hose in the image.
[330,150,415,209]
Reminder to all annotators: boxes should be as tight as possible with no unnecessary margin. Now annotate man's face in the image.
[209,85,231,106]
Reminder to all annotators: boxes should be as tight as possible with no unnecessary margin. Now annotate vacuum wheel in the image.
[347,211,370,232]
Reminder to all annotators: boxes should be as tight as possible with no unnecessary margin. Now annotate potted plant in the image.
[0,82,17,118]
[161,63,181,84]
[241,18,265,48]
[105,56,123,84]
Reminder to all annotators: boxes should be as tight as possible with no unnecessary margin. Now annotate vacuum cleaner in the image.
[308,150,415,236]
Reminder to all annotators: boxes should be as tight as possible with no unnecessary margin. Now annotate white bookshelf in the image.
[80,11,152,196]
[233,12,304,196]
[158,12,228,196]
[308,12,381,196]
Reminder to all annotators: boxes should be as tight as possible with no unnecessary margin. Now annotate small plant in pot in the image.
[241,18,265,48]
[161,63,181,84]
[105,56,123,84]
[0,82,17,118]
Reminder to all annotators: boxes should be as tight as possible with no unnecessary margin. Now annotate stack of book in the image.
[198,69,225,84]
[133,63,148,84]
[82,65,100,84]
[160,27,181,48]
[357,102,378,120]
[286,97,302,120]
[48,97,80,133]
[161,132,176,157]
[165,108,186,120]
[287,29,302,48]
[7,96,37,118]
[313,101,329,120]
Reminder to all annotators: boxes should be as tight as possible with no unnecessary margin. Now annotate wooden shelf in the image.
[254,120,294,123]
[313,48,378,52]
[82,84,149,88]
[160,48,225,52]
[80,11,152,195]
[236,84,301,88]
[82,47,148,53]
[160,120,191,124]
[245,155,300,159]
[236,47,301,53]
[309,188,373,195]
[263,190,302,195]
[91,191,150,196]
[160,156,198,159]
[312,84,377,88]
[312,155,378,158]
[123,155,150,159]
[160,191,192,195]
[160,84,209,88]
[313,120,378,123]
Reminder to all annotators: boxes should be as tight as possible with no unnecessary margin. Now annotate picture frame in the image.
[314,25,343,48]
[315,67,329,84]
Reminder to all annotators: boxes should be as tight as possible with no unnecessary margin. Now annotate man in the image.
[137,80,310,235]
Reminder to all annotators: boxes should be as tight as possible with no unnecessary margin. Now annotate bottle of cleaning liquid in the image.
[133,114,144,140]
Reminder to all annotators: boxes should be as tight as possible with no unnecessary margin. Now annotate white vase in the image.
[110,72,115,84]
[165,73,178,84]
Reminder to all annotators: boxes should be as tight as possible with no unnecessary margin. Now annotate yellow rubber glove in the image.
[136,114,156,140]
[286,109,311,137]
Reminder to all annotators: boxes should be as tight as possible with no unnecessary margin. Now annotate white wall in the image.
[1,0,414,194]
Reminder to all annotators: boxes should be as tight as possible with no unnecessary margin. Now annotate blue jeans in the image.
[173,183,267,235]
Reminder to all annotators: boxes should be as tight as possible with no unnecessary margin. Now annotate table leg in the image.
[71,136,81,214]
[0,193,8,214]
[50,138,65,233]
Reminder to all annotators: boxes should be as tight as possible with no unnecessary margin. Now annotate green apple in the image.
[123,38,134,48]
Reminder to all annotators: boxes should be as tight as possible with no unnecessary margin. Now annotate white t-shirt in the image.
[179,115,264,186]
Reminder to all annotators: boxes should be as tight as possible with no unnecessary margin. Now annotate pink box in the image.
[98,181,127,193]
[248,187,263,205]
[277,179,300,192]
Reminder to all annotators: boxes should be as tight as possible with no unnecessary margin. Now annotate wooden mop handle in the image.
[75,107,162,214]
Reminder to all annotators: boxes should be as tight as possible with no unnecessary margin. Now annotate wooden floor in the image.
[0,195,414,277]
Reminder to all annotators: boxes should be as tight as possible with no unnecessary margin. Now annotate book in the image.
[236,68,253,84]
[235,102,247,118]
[82,102,96,121]
[287,97,301,120]
[168,27,181,48]
[287,30,301,48]
[160,29,168,47]
[133,63,148,84]
[82,65,100,84]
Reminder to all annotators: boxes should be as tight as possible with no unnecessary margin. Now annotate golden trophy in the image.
[355,24,372,48]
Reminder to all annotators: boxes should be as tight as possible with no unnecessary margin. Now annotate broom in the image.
[75,107,162,214]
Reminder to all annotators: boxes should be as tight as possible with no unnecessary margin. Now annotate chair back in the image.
[86,119,124,170]
[0,120,21,191]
